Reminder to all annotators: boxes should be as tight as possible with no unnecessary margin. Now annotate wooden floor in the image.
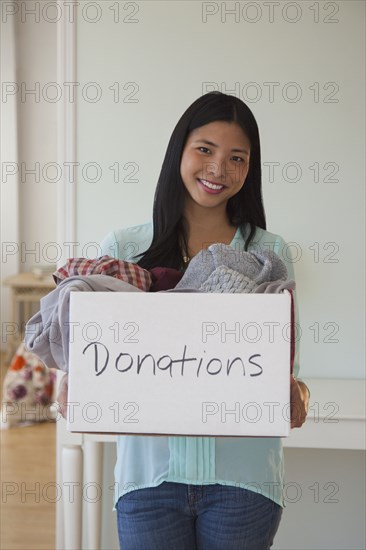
[0,352,56,550]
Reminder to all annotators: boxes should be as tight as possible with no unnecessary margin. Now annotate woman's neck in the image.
[183,202,237,259]
[184,202,233,234]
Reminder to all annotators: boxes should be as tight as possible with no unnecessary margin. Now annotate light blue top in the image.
[100,221,301,510]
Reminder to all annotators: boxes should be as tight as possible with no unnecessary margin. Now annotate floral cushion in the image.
[2,343,56,428]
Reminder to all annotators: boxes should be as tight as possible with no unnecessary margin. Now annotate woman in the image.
[59,91,309,549]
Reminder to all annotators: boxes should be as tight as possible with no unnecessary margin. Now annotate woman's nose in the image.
[204,159,226,179]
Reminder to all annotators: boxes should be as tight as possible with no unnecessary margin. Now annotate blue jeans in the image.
[116,482,283,550]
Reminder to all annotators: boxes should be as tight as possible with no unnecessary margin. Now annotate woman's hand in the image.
[57,373,69,419]
[290,375,309,428]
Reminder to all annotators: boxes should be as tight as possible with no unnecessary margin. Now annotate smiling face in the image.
[180,120,251,217]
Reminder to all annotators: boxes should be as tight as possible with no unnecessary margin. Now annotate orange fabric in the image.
[10,354,26,371]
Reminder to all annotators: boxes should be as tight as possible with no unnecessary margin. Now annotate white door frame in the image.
[57,0,77,266]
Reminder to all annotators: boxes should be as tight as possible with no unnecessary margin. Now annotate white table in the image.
[56,377,366,550]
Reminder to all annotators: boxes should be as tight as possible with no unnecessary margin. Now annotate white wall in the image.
[75,0,365,380]
[274,448,366,550]
[0,0,58,350]
[72,2,365,549]
[1,0,19,347]
[1,1,364,549]
[16,6,58,270]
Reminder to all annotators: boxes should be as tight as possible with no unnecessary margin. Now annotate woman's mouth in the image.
[197,178,225,194]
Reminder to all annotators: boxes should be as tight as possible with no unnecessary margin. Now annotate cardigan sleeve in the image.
[272,235,301,379]
[100,222,153,263]
[99,230,136,262]
[100,230,119,258]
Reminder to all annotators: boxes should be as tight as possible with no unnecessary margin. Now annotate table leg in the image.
[62,445,83,550]
[84,440,104,550]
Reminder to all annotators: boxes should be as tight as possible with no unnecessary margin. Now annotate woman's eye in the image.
[197,148,245,163]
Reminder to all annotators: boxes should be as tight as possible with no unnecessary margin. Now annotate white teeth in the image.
[199,179,224,190]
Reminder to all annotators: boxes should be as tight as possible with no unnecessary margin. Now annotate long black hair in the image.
[137,91,266,270]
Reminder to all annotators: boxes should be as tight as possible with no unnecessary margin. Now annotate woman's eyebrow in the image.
[192,139,249,155]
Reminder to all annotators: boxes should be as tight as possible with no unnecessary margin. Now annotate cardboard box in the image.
[67,292,292,436]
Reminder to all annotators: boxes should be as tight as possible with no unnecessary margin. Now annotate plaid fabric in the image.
[53,255,152,292]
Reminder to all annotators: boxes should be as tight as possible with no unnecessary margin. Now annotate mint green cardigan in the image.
[100,221,300,510]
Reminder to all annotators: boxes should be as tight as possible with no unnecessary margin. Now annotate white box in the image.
[67,292,292,436]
